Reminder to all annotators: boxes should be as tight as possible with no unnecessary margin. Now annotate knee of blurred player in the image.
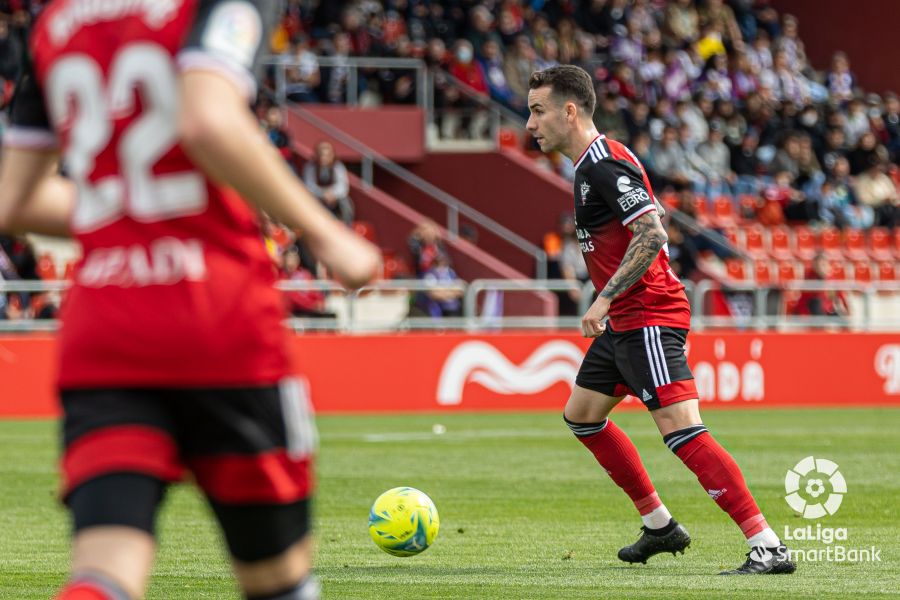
[232,536,319,600]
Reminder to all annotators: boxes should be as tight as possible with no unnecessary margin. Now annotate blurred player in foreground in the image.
[0,1,380,599]
[526,65,795,575]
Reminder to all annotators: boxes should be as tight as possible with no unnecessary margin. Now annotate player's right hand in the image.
[581,295,611,338]
[313,228,382,290]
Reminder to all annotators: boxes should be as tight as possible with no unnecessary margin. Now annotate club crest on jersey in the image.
[579,181,590,205]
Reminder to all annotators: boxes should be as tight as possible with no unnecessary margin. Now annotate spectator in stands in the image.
[770,133,802,180]
[408,220,448,277]
[699,0,743,48]
[731,128,762,196]
[467,4,501,58]
[593,93,629,143]
[535,37,560,72]
[729,51,758,102]
[764,170,816,223]
[651,125,705,192]
[674,98,708,145]
[826,52,856,105]
[848,131,883,175]
[795,254,848,317]
[283,35,320,103]
[557,213,589,316]
[698,53,732,102]
[448,39,491,138]
[769,49,809,105]
[854,156,900,228]
[281,248,334,319]
[697,122,734,199]
[820,156,873,230]
[884,93,900,161]
[450,39,488,95]
[664,0,700,46]
[796,134,825,198]
[414,252,464,318]
[820,127,849,173]
[844,98,871,148]
[303,141,354,225]
[478,39,521,113]
[503,34,536,105]
[263,107,292,159]
[775,14,807,73]
[322,31,354,104]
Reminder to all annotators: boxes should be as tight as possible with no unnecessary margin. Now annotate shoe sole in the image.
[618,537,691,564]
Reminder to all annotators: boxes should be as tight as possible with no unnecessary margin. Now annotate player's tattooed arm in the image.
[599,211,668,301]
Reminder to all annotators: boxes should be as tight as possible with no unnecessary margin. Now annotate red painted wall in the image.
[408,149,571,258]
[772,0,900,94]
[2,332,898,417]
[285,106,425,162]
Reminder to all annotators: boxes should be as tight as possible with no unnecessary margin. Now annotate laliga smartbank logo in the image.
[782,456,881,563]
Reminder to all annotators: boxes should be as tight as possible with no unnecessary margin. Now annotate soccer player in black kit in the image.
[526,65,795,575]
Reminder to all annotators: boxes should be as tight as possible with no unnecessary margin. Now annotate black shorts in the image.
[575,324,698,410]
[60,380,316,561]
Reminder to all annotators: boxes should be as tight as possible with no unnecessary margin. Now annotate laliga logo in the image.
[436,341,582,405]
[875,344,900,394]
[784,456,846,519]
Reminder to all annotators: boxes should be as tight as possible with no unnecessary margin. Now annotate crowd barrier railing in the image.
[2,278,898,333]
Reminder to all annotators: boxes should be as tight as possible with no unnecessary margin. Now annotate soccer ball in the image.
[368,487,440,556]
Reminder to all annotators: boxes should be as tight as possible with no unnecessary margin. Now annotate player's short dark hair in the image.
[528,65,596,115]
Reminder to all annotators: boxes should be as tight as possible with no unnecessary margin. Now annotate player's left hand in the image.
[581,295,611,338]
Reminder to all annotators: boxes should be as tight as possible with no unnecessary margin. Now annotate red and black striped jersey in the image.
[6,0,293,389]
[573,134,691,331]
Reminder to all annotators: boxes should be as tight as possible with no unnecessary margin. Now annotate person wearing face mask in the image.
[449,39,488,95]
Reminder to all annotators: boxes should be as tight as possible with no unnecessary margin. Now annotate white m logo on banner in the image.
[436,341,583,405]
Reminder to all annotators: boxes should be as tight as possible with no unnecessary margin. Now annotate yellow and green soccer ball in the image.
[368,487,440,556]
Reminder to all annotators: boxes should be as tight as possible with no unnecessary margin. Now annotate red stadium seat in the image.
[820,227,842,259]
[769,226,793,260]
[661,193,679,211]
[828,260,848,281]
[498,127,520,150]
[738,195,758,221]
[853,261,872,283]
[63,260,77,280]
[843,229,867,261]
[742,225,768,259]
[725,259,748,280]
[869,228,892,261]
[36,253,56,280]
[777,260,799,283]
[691,196,710,225]
[753,259,774,284]
[352,221,378,244]
[723,227,741,249]
[877,261,897,281]
[712,197,737,227]
[793,226,817,260]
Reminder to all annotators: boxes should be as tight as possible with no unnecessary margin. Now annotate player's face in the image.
[526,87,568,153]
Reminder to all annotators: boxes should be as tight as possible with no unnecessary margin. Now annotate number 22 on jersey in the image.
[47,43,207,233]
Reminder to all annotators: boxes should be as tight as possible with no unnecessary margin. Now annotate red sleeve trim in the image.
[621,203,657,227]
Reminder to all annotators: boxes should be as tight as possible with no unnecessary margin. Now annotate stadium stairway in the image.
[284,106,556,318]
[400,148,570,274]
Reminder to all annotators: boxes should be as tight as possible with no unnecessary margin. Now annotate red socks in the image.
[56,573,131,600]
[665,425,768,538]
[565,417,661,516]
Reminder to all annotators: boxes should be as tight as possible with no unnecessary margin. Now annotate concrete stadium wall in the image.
[1,332,897,417]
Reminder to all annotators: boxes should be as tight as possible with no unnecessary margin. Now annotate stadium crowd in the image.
[2,1,900,321]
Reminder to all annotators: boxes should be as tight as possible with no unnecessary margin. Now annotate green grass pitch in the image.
[1,408,898,599]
